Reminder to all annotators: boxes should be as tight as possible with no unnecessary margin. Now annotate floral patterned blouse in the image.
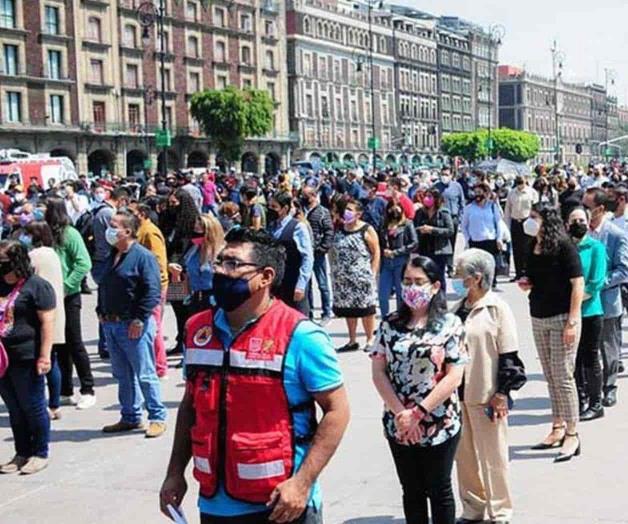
[371,312,467,447]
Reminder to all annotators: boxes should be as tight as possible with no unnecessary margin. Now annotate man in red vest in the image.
[160,228,350,523]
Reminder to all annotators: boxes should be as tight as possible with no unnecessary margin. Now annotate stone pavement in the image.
[2,278,628,523]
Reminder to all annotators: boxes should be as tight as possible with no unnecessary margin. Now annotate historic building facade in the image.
[0,0,291,176]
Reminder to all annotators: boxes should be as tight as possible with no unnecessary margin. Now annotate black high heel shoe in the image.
[554,432,581,463]
[531,424,565,450]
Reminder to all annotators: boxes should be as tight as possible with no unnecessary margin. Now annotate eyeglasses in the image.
[213,257,261,273]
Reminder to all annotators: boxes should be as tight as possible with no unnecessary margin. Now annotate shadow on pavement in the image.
[509,444,557,461]
[49,428,148,443]
[343,517,405,524]
[511,396,551,411]
[509,413,552,426]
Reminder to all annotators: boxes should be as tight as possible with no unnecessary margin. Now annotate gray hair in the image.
[456,248,495,290]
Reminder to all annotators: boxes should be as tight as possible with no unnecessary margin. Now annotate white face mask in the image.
[523,217,541,237]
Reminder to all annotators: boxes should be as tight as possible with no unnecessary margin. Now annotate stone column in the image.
[76,151,88,176]
[258,153,266,175]
[208,151,216,169]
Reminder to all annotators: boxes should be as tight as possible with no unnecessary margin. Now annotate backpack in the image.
[75,204,108,256]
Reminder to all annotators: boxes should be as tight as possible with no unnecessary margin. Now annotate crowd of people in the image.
[0,159,627,524]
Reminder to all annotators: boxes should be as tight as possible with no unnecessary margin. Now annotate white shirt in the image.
[65,194,89,224]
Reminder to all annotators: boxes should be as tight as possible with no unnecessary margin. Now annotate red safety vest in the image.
[184,299,309,503]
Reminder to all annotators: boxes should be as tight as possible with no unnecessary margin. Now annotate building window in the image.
[213,7,225,27]
[265,50,274,70]
[242,77,252,88]
[123,24,137,48]
[216,74,227,89]
[87,16,102,42]
[90,58,104,84]
[187,35,199,57]
[3,44,18,75]
[0,0,16,29]
[186,0,198,21]
[303,53,311,76]
[162,67,171,90]
[267,81,275,100]
[158,30,169,53]
[128,103,140,127]
[215,40,226,62]
[49,94,64,123]
[240,13,252,32]
[189,71,200,92]
[241,45,251,65]
[305,94,313,117]
[93,101,105,127]
[44,5,60,34]
[4,91,21,122]
[125,63,138,88]
[264,20,274,36]
[47,49,62,79]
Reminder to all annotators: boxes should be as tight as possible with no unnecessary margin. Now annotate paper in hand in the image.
[167,504,189,524]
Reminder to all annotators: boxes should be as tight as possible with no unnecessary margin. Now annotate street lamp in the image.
[486,24,505,159]
[551,40,565,164]
[138,0,169,177]
[353,0,384,173]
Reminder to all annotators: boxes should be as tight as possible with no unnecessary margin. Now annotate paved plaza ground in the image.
[2,277,628,523]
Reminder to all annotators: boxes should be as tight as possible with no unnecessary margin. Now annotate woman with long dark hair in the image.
[23,221,66,420]
[0,240,55,475]
[413,188,454,288]
[519,203,584,462]
[371,256,467,524]
[45,198,95,410]
[164,189,201,356]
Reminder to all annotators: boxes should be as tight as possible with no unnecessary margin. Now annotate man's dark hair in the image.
[272,191,293,209]
[585,187,609,209]
[111,187,129,203]
[224,227,285,289]
[363,176,377,190]
[614,185,628,201]
[135,203,153,219]
[243,187,258,201]
[389,177,402,190]
[115,210,139,238]
[25,221,54,248]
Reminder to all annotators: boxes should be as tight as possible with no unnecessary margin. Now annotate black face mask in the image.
[569,222,588,240]
[0,261,12,276]
[212,273,254,312]
[267,208,279,223]
[387,210,402,222]
[606,200,618,213]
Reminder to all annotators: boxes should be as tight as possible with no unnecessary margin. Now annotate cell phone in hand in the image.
[484,396,514,419]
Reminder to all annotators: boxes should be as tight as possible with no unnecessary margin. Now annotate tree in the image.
[190,87,275,162]
[441,129,540,163]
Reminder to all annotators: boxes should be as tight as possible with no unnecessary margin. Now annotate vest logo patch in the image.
[246,337,275,361]
[193,326,213,347]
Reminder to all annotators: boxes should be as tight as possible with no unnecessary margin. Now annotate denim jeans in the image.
[0,360,50,458]
[46,348,61,410]
[378,255,408,318]
[102,317,167,423]
[308,253,332,318]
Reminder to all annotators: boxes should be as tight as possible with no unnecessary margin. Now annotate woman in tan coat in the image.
[451,248,526,524]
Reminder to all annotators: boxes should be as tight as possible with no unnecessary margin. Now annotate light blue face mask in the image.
[451,278,468,298]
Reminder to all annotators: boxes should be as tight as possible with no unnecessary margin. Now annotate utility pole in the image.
[486,25,505,159]
[551,40,565,164]
[604,68,617,157]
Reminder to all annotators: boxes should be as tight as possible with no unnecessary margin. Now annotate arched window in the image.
[303,16,311,34]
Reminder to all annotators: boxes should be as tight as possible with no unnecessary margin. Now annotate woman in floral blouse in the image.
[371,255,467,524]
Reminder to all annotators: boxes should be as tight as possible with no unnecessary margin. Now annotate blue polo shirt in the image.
[198,308,344,517]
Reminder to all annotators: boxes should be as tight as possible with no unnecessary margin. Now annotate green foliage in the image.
[190,87,275,162]
[441,129,540,163]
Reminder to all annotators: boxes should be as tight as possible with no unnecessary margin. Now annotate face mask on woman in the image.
[568,222,587,240]
[523,217,540,237]
[343,210,357,224]
[423,196,435,208]
[451,278,468,298]
[401,283,433,310]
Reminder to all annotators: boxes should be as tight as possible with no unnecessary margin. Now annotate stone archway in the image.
[157,150,179,175]
[187,150,208,168]
[265,152,281,176]
[357,153,369,167]
[241,152,258,173]
[126,149,146,178]
[87,149,114,177]
[49,148,75,163]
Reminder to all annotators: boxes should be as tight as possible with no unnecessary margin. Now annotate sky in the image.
[395,0,628,105]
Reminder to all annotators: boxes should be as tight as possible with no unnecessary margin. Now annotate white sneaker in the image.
[76,394,96,410]
[59,395,78,406]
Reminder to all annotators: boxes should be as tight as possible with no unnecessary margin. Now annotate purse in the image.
[166,277,189,303]
[0,279,25,378]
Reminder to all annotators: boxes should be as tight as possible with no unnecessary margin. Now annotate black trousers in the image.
[575,315,603,405]
[201,506,322,524]
[468,239,499,286]
[388,432,460,524]
[58,292,95,396]
[510,219,532,279]
[446,217,459,272]
[170,300,188,350]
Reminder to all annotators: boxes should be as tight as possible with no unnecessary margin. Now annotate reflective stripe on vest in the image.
[237,459,286,480]
[229,349,283,372]
[194,456,212,474]
[186,348,224,367]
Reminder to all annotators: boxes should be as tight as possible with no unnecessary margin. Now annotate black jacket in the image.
[306,204,334,255]
[414,207,455,256]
